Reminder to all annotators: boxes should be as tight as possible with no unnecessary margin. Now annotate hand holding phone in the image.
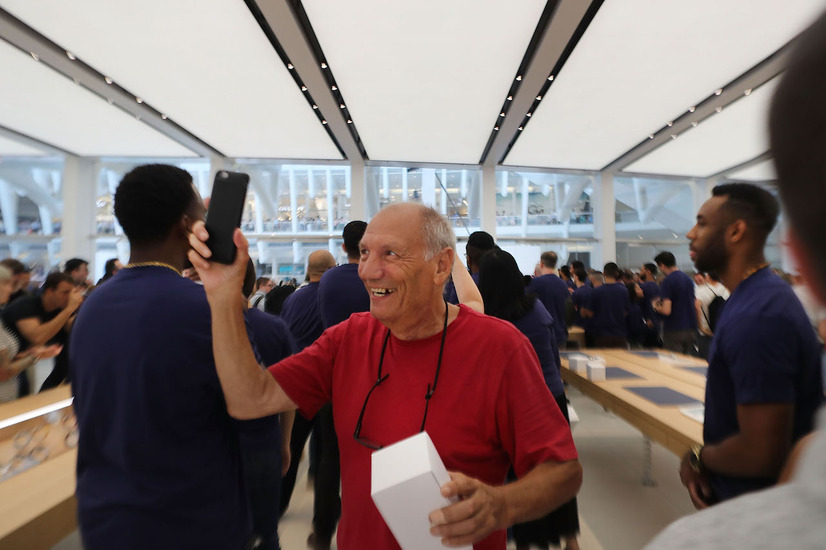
[205,171,249,264]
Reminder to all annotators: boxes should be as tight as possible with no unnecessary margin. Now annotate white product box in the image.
[568,354,590,374]
[587,360,606,381]
[371,432,470,550]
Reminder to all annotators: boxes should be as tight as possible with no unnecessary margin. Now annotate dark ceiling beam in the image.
[480,0,601,167]
[603,44,794,174]
[0,7,222,158]
[252,0,365,161]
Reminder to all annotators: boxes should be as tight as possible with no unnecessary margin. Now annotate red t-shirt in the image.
[270,305,577,549]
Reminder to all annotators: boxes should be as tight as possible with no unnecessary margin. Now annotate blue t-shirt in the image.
[318,263,370,329]
[280,282,324,352]
[571,285,593,331]
[704,267,824,502]
[511,302,565,397]
[444,272,480,305]
[659,270,696,331]
[639,280,661,326]
[70,266,251,550]
[527,274,570,343]
[238,309,295,450]
[587,282,630,338]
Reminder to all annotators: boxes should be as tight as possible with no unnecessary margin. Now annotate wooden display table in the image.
[562,350,705,458]
[0,387,77,550]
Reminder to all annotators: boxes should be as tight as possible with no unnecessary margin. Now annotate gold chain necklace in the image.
[124,262,182,276]
[743,262,770,280]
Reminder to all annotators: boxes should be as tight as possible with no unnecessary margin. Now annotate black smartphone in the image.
[205,170,249,264]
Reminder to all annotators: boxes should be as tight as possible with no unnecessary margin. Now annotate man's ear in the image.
[434,247,454,285]
[788,227,826,305]
[727,219,747,244]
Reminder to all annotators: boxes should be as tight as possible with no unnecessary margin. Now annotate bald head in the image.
[307,250,336,282]
[371,203,455,260]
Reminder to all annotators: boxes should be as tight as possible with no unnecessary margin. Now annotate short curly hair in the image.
[114,164,200,245]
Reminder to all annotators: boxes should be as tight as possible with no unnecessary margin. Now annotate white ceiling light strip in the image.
[504,0,825,170]
[0,0,341,159]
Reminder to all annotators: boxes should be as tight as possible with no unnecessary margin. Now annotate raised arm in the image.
[16,291,82,346]
[451,253,483,313]
[188,224,297,419]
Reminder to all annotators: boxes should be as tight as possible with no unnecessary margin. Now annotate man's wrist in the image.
[688,445,705,473]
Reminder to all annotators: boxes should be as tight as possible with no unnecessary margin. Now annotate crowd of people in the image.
[5,8,826,550]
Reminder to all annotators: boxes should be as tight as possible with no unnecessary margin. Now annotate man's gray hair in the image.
[420,206,456,261]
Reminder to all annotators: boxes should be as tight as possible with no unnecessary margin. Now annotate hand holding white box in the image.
[371,432,471,550]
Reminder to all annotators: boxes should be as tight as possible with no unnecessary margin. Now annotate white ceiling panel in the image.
[0,39,196,157]
[624,79,778,177]
[0,134,47,156]
[301,0,546,164]
[726,159,777,182]
[0,0,342,160]
[504,0,824,171]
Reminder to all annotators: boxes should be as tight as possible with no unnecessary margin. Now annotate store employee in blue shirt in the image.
[652,251,697,354]
[679,183,823,509]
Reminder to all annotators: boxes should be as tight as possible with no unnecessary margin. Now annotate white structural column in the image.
[421,169,436,208]
[350,160,367,221]
[326,168,335,232]
[440,169,448,215]
[61,156,97,268]
[206,154,230,198]
[0,179,18,236]
[593,171,617,267]
[520,175,529,238]
[480,165,497,236]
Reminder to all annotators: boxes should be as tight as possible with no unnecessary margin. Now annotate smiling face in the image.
[358,205,446,336]
[686,196,731,275]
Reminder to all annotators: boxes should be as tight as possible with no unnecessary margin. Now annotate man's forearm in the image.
[702,434,791,478]
[20,308,73,346]
[209,296,295,419]
[501,460,582,526]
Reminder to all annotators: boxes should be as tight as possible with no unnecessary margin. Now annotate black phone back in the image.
[205,171,249,264]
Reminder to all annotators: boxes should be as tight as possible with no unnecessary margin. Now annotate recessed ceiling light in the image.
[500,112,505,117]
[107,98,113,104]
[715,88,723,95]
[287,63,294,70]
[331,85,337,91]
[30,52,39,62]
[494,126,499,131]
[312,105,318,110]
[516,75,522,81]
[347,119,352,124]
[161,114,168,120]
[527,113,532,117]
[744,88,752,96]
[301,86,307,91]
[548,75,554,81]
[321,62,327,69]
[340,104,345,109]
[322,120,327,125]
[671,134,677,139]
[667,121,673,127]
[507,95,513,101]
[104,76,113,85]
[716,106,723,113]
[73,78,80,85]
[691,121,698,127]
[688,106,696,113]
[518,126,523,131]
[648,134,654,139]
[66,51,76,60]
[136,97,143,104]
[536,95,542,101]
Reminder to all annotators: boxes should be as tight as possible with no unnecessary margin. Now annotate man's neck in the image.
[720,252,768,293]
[129,242,185,273]
[661,266,678,276]
[389,299,455,342]
[540,267,558,276]
[347,257,359,265]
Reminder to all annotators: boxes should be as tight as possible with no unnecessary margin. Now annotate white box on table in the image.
[371,432,470,550]
[568,354,590,374]
[587,360,606,381]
